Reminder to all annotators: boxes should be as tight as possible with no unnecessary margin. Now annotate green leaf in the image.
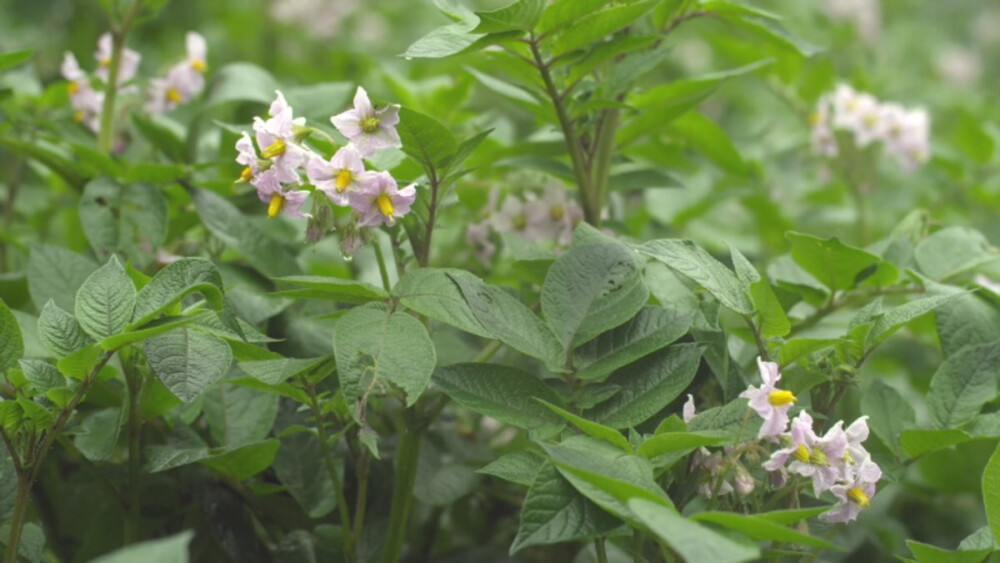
[928,342,1000,429]
[915,227,999,281]
[984,443,1000,548]
[333,303,436,414]
[145,327,232,402]
[273,430,339,518]
[451,275,565,368]
[899,428,972,458]
[79,176,168,266]
[636,239,753,314]
[192,188,301,277]
[668,111,746,175]
[628,498,760,562]
[403,13,482,59]
[74,256,136,340]
[27,244,99,312]
[398,107,458,171]
[0,299,23,374]
[543,436,671,519]
[537,399,631,452]
[861,379,915,457]
[906,539,991,563]
[868,292,964,348]
[238,356,332,386]
[0,137,86,190]
[574,307,694,382]
[510,462,622,554]
[204,382,279,447]
[56,344,103,381]
[90,530,194,563]
[74,407,123,461]
[132,113,186,162]
[18,359,63,395]
[466,67,540,105]
[542,242,648,353]
[273,275,387,305]
[415,463,480,506]
[586,344,704,429]
[549,0,656,55]
[706,2,821,57]
[0,50,32,73]
[146,440,279,481]
[433,363,565,436]
[473,0,545,33]
[207,62,279,107]
[749,279,790,338]
[477,451,544,486]
[936,294,1000,358]
[393,268,492,339]
[690,511,837,549]
[636,431,727,458]
[125,162,186,184]
[441,128,492,175]
[101,314,208,350]
[786,232,894,292]
[538,0,611,34]
[131,258,226,327]
[777,338,842,367]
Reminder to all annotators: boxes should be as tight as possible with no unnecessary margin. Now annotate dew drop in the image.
[342,253,354,263]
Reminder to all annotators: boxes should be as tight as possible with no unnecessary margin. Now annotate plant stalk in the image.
[96,1,143,154]
[382,412,424,563]
[4,478,31,563]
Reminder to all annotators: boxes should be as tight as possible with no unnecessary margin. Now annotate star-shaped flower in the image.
[739,357,797,439]
[331,86,402,157]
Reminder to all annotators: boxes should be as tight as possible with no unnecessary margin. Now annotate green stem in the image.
[352,449,371,553]
[4,478,30,563]
[372,239,392,293]
[96,1,143,154]
[382,412,424,563]
[420,169,441,268]
[301,377,354,562]
[589,108,621,227]
[744,316,769,361]
[5,350,115,562]
[848,180,870,246]
[632,529,643,563]
[528,35,596,224]
[595,537,609,563]
[123,358,143,544]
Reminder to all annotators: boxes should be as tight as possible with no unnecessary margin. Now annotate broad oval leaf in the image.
[145,327,233,402]
[75,256,137,340]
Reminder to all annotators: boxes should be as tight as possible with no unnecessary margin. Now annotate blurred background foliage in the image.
[0,0,998,560]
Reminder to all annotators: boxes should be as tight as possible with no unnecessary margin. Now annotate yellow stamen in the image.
[74,110,84,123]
[262,139,286,159]
[768,390,796,406]
[167,87,182,104]
[863,114,878,127]
[361,116,380,133]
[793,443,810,463]
[847,487,870,508]
[239,166,254,183]
[550,205,565,221]
[335,169,353,192]
[191,58,207,72]
[267,193,285,218]
[810,448,829,466]
[68,82,79,95]
[376,193,394,218]
[809,112,821,126]
[100,57,111,67]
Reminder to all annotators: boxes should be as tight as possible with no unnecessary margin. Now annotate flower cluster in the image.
[147,32,208,114]
[687,358,881,524]
[465,184,584,267]
[235,87,415,229]
[61,32,206,133]
[811,85,931,173]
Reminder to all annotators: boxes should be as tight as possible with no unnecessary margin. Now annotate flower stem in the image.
[528,35,597,225]
[4,477,31,563]
[96,0,143,154]
[372,238,392,293]
[123,354,144,544]
[595,537,609,563]
[300,376,354,562]
[382,411,424,563]
[351,449,371,554]
[589,107,621,227]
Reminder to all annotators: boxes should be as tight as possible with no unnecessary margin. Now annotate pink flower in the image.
[331,86,401,157]
[763,411,848,495]
[257,183,310,220]
[307,144,376,206]
[683,394,696,424]
[739,357,797,439]
[61,52,103,133]
[820,457,881,524]
[253,91,308,174]
[94,32,141,87]
[347,172,415,227]
[466,221,495,267]
[146,32,208,114]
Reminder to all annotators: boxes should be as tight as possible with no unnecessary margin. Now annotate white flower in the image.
[810,99,837,157]
[466,221,495,267]
[491,194,532,237]
[763,411,848,495]
[683,394,696,424]
[739,357,797,439]
[253,91,308,175]
[882,106,930,173]
[307,144,376,206]
[331,86,402,157]
[61,52,103,133]
[347,171,416,227]
[258,185,310,219]
[94,32,141,87]
[146,32,208,114]
[526,184,583,245]
[820,456,881,524]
